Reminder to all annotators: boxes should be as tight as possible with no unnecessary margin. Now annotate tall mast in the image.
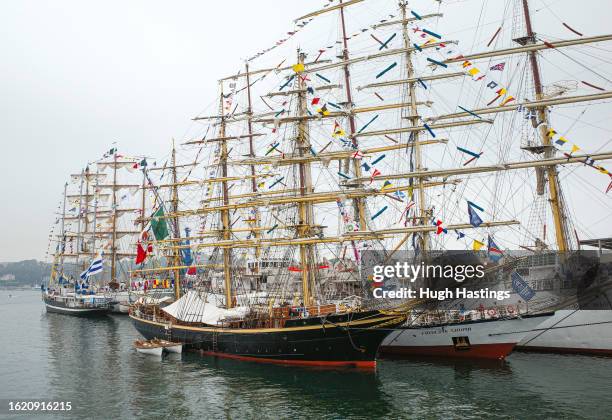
[91,172,99,269]
[339,0,367,230]
[171,142,182,300]
[400,1,428,254]
[59,182,68,275]
[245,62,261,263]
[82,166,90,262]
[219,83,234,308]
[110,152,118,285]
[521,0,569,251]
[75,169,85,269]
[140,166,147,232]
[296,51,316,306]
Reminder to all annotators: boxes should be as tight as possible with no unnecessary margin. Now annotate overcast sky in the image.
[1,0,610,262]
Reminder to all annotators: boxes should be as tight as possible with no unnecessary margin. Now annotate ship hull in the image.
[517,310,612,356]
[130,310,404,368]
[380,313,553,360]
[43,298,110,317]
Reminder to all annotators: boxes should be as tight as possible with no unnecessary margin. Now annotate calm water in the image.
[1,290,612,419]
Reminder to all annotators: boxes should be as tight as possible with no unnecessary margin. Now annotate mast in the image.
[91,172,99,275]
[171,142,182,300]
[245,62,261,263]
[218,83,234,308]
[82,166,90,262]
[140,166,147,232]
[75,170,85,270]
[400,1,428,253]
[338,0,367,230]
[296,51,316,307]
[522,0,569,251]
[58,182,68,277]
[110,152,118,284]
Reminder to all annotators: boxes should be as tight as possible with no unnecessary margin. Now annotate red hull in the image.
[516,346,612,357]
[379,342,516,360]
[196,349,376,368]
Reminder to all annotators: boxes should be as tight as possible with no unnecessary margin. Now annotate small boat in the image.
[153,339,183,354]
[134,340,164,356]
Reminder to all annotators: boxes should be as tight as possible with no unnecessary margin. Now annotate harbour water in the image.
[1,290,612,419]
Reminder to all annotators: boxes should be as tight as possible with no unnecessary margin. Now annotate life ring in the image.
[507,305,516,314]
[487,308,497,317]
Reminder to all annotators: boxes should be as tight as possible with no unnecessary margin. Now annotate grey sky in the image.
[0,0,305,261]
[1,0,611,261]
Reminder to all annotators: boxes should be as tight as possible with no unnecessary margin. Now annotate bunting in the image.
[488,235,503,262]
[467,201,484,227]
[547,128,611,184]
[473,239,485,251]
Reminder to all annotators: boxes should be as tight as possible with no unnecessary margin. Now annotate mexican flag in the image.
[151,207,169,240]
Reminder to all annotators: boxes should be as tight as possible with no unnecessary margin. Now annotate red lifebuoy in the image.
[487,308,497,317]
[507,305,515,314]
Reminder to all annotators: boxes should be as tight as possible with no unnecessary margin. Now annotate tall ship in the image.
[129,0,612,364]
[43,150,148,315]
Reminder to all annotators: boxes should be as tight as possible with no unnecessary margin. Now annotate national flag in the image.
[467,203,483,227]
[490,62,505,71]
[80,255,104,280]
[135,241,147,264]
[151,207,169,240]
[487,235,503,262]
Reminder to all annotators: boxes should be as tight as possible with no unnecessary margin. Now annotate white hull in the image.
[381,314,553,360]
[136,346,163,356]
[518,309,612,355]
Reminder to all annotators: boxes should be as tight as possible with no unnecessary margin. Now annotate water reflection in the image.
[2,291,612,419]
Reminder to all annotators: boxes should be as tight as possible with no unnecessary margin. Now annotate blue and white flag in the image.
[80,255,104,280]
[511,271,535,301]
[467,203,483,227]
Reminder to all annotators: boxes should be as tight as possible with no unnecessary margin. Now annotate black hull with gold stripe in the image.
[130,310,405,368]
